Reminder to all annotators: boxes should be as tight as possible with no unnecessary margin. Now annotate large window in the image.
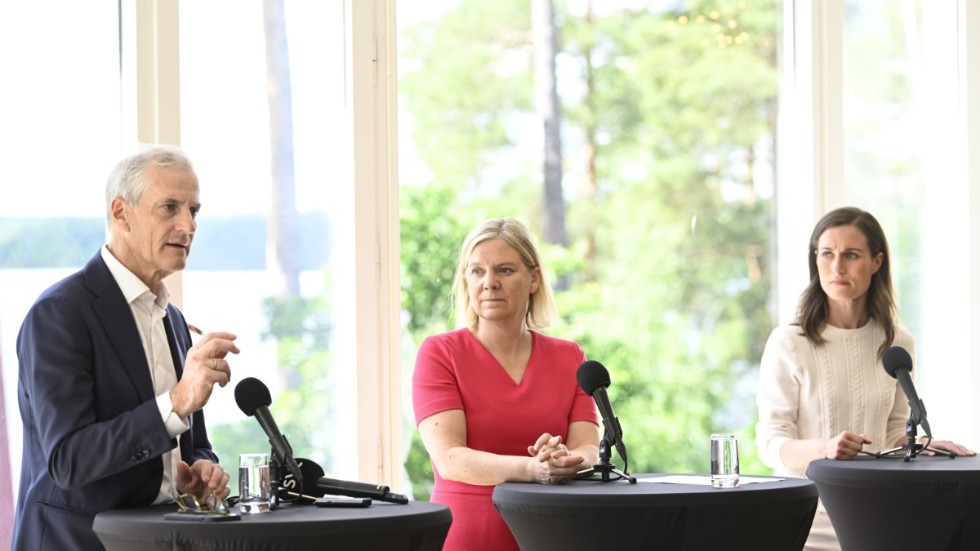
[843,0,930,383]
[0,1,397,537]
[397,0,980,502]
[840,0,978,445]
[0,2,123,539]
[177,0,360,490]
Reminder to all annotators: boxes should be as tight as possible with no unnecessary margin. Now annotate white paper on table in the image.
[636,475,784,486]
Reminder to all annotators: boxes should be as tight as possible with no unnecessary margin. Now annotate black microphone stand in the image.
[585,437,636,483]
[877,410,954,462]
[268,456,283,509]
[269,447,306,507]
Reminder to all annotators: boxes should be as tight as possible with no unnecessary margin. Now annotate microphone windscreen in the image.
[882,346,913,378]
[576,360,611,396]
[280,458,326,497]
[234,377,272,416]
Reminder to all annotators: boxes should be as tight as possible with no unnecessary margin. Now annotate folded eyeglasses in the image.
[174,491,230,515]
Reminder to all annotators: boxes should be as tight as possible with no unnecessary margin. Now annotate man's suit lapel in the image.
[165,304,198,460]
[163,311,186,380]
[84,253,156,404]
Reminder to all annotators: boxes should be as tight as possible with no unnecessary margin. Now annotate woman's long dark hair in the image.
[796,207,897,359]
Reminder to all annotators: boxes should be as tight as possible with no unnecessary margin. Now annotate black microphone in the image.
[882,346,931,437]
[576,360,628,463]
[234,377,304,486]
[316,477,409,504]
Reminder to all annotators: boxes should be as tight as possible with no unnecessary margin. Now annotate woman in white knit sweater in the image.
[755,207,974,550]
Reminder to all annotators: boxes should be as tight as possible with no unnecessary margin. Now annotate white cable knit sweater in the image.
[755,318,915,479]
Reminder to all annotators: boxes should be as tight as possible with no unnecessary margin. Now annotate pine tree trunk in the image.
[263,0,300,298]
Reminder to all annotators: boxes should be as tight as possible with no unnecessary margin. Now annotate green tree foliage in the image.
[399,182,474,499]
[399,0,535,186]
[399,184,470,335]
[400,0,779,496]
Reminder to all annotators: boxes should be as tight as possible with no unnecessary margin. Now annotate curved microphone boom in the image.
[577,360,633,483]
[235,377,304,487]
[882,346,931,438]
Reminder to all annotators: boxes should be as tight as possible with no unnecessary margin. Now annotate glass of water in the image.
[239,453,271,513]
[710,434,739,488]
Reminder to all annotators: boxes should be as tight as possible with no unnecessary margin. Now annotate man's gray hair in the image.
[105,145,193,223]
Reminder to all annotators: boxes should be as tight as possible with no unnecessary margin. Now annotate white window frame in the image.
[347,0,403,487]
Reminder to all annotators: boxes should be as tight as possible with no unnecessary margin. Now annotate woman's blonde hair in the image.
[452,218,556,330]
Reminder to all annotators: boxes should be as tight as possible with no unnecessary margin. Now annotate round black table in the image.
[92,500,452,551]
[492,473,817,551]
[807,455,980,551]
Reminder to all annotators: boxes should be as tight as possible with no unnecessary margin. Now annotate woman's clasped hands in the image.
[526,433,586,484]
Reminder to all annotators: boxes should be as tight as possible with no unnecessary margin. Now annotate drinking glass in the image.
[239,453,271,513]
[710,434,739,488]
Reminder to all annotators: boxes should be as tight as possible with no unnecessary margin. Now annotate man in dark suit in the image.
[12,145,240,550]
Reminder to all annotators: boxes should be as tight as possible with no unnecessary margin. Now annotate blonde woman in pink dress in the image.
[413,218,600,551]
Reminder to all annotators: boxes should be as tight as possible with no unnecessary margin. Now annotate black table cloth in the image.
[807,455,980,551]
[492,473,817,551]
[92,500,452,551]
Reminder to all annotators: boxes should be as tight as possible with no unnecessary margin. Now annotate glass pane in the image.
[398,0,781,498]
[178,1,355,492]
[842,0,925,326]
[841,1,966,436]
[0,2,121,535]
